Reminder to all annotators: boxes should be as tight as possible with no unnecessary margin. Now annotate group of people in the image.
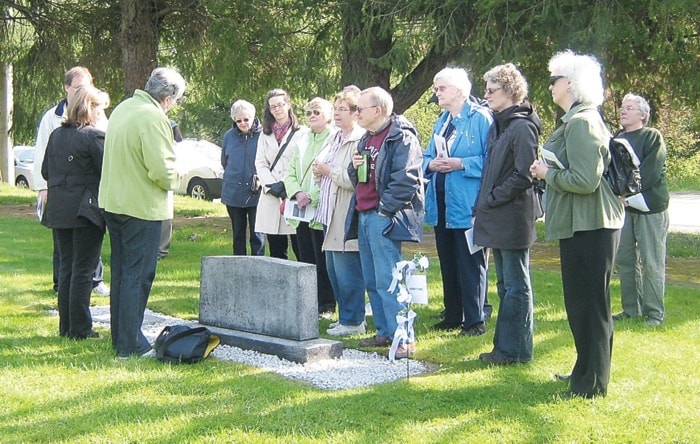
[37,48,669,398]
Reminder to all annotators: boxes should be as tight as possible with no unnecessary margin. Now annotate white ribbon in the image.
[387,255,429,362]
[389,310,417,362]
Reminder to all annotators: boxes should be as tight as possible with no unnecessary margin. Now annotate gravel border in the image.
[50,306,432,390]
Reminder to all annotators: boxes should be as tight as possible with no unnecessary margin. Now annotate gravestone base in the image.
[197,324,343,364]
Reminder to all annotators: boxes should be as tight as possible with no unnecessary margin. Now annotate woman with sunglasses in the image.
[284,97,336,316]
[255,89,307,260]
[530,50,624,398]
[221,99,265,256]
[423,67,494,337]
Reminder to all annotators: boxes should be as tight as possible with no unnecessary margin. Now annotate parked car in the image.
[13,145,35,189]
[174,139,223,200]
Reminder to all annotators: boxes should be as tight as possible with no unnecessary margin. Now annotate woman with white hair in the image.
[284,97,336,316]
[221,99,264,256]
[613,93,669,326]
[530,50,624,398]
[423,67,494,336]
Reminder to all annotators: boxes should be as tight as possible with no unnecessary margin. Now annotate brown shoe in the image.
[479,351,514,366]
[394,342,416,360]
[359,335,391,347]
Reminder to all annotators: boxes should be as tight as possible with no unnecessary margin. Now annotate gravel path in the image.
[61,306,433,390]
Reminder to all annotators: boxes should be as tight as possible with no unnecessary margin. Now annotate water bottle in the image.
[357,149,371,183]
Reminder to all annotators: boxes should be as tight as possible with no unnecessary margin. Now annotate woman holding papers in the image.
[473,63,541,365]
[530,50,624,398]
[422,67,494,336]
[255,88,307,260]
[613,93,670,326]
[284,97,336,316]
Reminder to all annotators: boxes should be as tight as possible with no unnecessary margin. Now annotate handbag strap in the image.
[270,128,298,172]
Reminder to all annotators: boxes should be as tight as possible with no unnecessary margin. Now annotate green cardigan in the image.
[99,90,179,221]
[542,104,624,241]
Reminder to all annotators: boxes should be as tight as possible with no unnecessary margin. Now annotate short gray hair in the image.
[434,67,472,99]
[144,67,186,104]
[622,93,651,125]
[230,99,256,121]
[548,50,604,106]
[361,86,393,116]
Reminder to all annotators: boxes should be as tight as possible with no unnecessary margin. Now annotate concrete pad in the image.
[198,324,343,364]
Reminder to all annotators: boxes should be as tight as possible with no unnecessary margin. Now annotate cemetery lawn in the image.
[1,184,698,443]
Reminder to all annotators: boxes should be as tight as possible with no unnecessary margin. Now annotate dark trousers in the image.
[55,225,104,338]
[435,225,488,328]
[560,228,620,397]
[267,234,299,260]
[296,222,336,313]
[158,219,172,259]
[105,212,161,357]
[226,205,265,256]
[53,229,104,292]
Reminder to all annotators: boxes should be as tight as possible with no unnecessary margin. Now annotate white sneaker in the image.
[93,282,110,296]
[329,321,340,328]
[326,322,366,337]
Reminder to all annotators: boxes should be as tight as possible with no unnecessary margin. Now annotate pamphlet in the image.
[540,148,565,169]
[283,198,316,222]
[464,228,484,254]
[625,193,650,212]
[434,134,448,158]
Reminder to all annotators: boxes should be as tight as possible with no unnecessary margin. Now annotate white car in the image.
[13,145,35,189]
[174,139,223,200]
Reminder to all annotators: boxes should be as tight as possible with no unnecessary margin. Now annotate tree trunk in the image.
[0,63,13,185]
[120,0,160,96]
[340,0,392,92]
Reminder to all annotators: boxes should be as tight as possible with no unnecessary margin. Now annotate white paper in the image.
[465,228,484,254]
[36,195,44,221]
[283,198,316,222]
[406,274,428,304]
[625,193,650,212]
[434,134,448,158]
[540,148,565,169]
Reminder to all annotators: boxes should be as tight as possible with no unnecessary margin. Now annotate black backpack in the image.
[604,136,642,197]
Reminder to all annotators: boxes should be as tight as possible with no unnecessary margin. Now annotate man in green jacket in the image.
[99,67,185,358]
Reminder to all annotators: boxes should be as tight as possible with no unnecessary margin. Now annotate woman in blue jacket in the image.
[221,100,264,255]
[423,67,494,336]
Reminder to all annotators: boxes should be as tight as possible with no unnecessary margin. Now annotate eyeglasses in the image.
[549,75,566,86]
[334,107,351,113]
[620,106,640,112]
[356,105,379,113]
[173,95,185,105]
[269,103,287,110]
[432,85,451,93]
[484,87,502,96]
[235,118,250,124]
[306,110,322,117]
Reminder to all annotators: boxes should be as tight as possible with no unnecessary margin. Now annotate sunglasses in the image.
[235,118,250,124]
[549,75,566,86]
[306,110,322,117]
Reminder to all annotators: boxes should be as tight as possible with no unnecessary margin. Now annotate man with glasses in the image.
[346,86,424,360]
[613,93,669,326]
[33,66,111,297]
[99,67,186,358]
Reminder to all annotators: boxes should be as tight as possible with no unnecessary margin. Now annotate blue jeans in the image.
[491,248,534,362]
[326,250,365,326]
[105,212,161,357]
[357,211,404,338]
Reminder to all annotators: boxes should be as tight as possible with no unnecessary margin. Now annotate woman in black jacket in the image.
[473,63,541,364]
[42,85,109,340]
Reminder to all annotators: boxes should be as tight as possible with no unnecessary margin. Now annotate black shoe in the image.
[479,352,514,365]
[70,330,102,340]
[431,320,462,331]
[460,322,486,336]
[612,312,632,320]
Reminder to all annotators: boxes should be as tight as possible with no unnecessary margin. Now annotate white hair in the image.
[548,50,605,106]
[434,67,472,98]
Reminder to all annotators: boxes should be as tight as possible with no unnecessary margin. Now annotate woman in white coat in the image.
[255,89,308,259]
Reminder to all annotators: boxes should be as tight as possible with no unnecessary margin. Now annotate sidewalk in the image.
[668,192,699,233]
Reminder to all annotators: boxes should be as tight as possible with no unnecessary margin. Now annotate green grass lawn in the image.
[1,184,698,443]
